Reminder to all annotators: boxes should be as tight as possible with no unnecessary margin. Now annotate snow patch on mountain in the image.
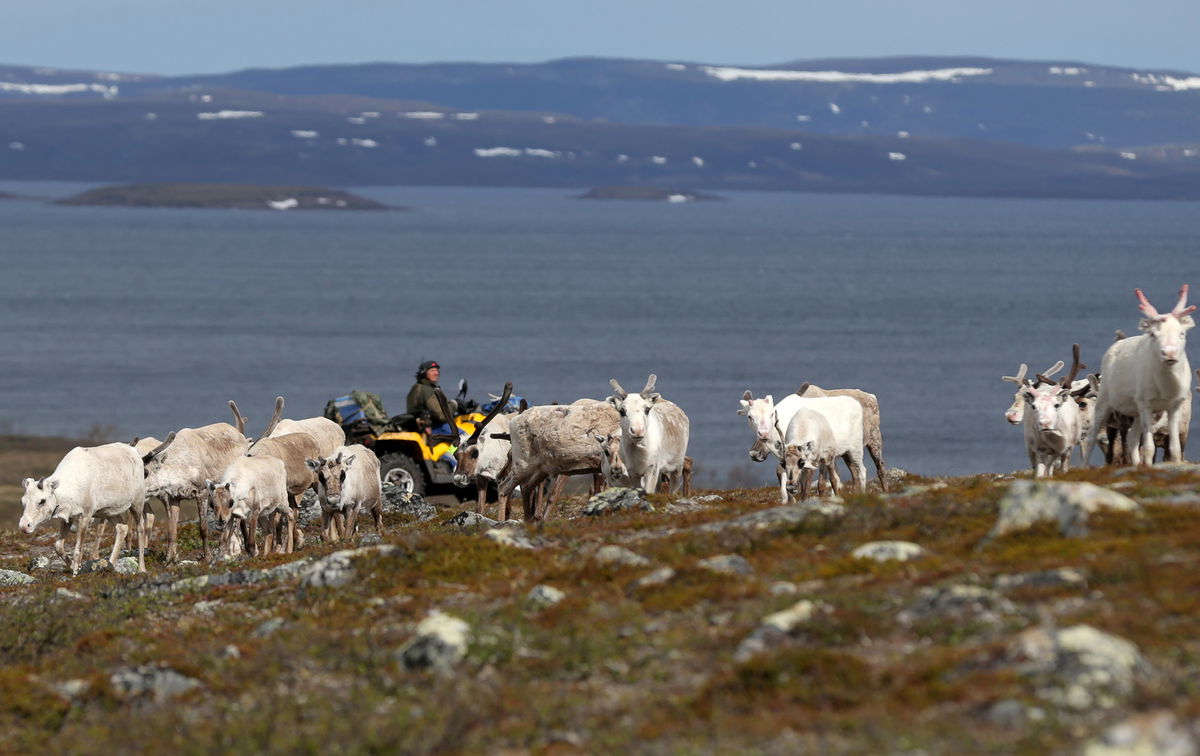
[699,66,993,84]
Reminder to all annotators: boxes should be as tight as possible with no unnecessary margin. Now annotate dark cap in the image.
[418,360,440,374]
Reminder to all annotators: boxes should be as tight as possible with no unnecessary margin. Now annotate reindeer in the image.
[606,374,690,494]
[1083,286,1195,466]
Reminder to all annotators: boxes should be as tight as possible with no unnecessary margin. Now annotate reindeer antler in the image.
[609,379,628,400]
[1060,344,1085,389]
[1136,288,1162,319]
[1173,284,1196,317]
[640,374,657,397]
[465,382,512,446]
[1001,364,1029,385]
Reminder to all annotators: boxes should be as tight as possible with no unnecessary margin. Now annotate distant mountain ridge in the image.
[2,55,1200,199]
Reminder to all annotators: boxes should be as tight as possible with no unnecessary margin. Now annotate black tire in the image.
[379,453,426,496]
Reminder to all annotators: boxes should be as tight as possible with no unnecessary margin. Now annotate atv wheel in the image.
[379,454,425,496]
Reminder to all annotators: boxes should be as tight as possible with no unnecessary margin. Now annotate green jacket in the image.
[406,377,448,424]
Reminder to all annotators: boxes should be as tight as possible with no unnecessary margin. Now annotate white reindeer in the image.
[19,443,147,575]
[779,408,842,503]
[453,383,516,520]
[207,455,289,558]
[1083,286,1195,466]
[1019,345,1085,477]
[606,374,690,494]
[306,445,383,543]
[738,391,867,491]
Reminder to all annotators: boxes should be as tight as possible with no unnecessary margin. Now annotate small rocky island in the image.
[56,183,393,211]
[578,186,721,202]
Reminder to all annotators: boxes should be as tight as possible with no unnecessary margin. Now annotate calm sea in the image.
[2,181,1199,486]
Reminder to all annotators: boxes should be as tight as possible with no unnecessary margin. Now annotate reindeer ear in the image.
[1139,317,1160,332]
[344,455,356,466]
[21,477,34,490]
[646,393,661,403]
[305,459,320,471]
[737,400,750,415]
[606,396,619,409]
[1181,315,1195,330]
[47,479,59,492]
[206,479,215,491]
[764,395,773,405]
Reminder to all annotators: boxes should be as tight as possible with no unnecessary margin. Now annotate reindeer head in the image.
[18,477,61,534]
[453,382,512,487]
[737,390,778,442]
[1137,285,1196,364]
[1020,381,1074,433]
[608,375,659,440]
[595,431,628,485]
[781,443,818,495]
[205,480,237,523]
[307,453,355,508]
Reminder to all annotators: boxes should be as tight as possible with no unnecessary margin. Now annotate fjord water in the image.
[2,182,1199,486]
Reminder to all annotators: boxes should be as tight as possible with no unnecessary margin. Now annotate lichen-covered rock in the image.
[114,557,141,575]
[1083,710,1197,756]
[697,554,754,577]
[54,587,85,601]
[300,545,399,589]
[526,584,565,609]
[591,545,651,568]
[694,501,845,535]
[988,480,1141,540]
[399,612,471,672]
[443,511,499,531]
[252,617,287,638]
[27,555,61,572]
[852,541,926,563]
[382,486,437,521]
[995,567,1087,592]
[583,487,653,516]
[900,584,1018,625]
[630,567,676,590]
[0,569,37,586]
[109,664,201,703]
[76,558,112,574]
[484,526,536,550]
[1004,624,1153,711]
[735,600,820,662]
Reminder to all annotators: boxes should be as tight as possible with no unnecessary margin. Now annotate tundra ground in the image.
[2,436,1199,753]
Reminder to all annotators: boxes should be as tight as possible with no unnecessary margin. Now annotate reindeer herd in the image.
[1002,285,1197,477]
[15,285,1199,575]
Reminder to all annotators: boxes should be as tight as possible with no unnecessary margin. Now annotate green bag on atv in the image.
[325,390,390,434]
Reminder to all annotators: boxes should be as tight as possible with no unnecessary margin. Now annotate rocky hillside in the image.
[1,463,1198,752]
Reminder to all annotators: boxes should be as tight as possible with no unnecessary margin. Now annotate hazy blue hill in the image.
[1,56,1200,198]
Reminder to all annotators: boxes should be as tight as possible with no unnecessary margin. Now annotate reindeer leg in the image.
[55,519,69,567]
[135,500,146,573]
[196,496,210,561]
[1168,408,1183,462]
[826,463,841,498]
[244,514,257,557]
[72,514,91,576]
[867,441,887,492]
[90,520,106,561]
[537,476,567,522]
[108,516,128,565]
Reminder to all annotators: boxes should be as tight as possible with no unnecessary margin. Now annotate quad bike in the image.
[324,381,484,497]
